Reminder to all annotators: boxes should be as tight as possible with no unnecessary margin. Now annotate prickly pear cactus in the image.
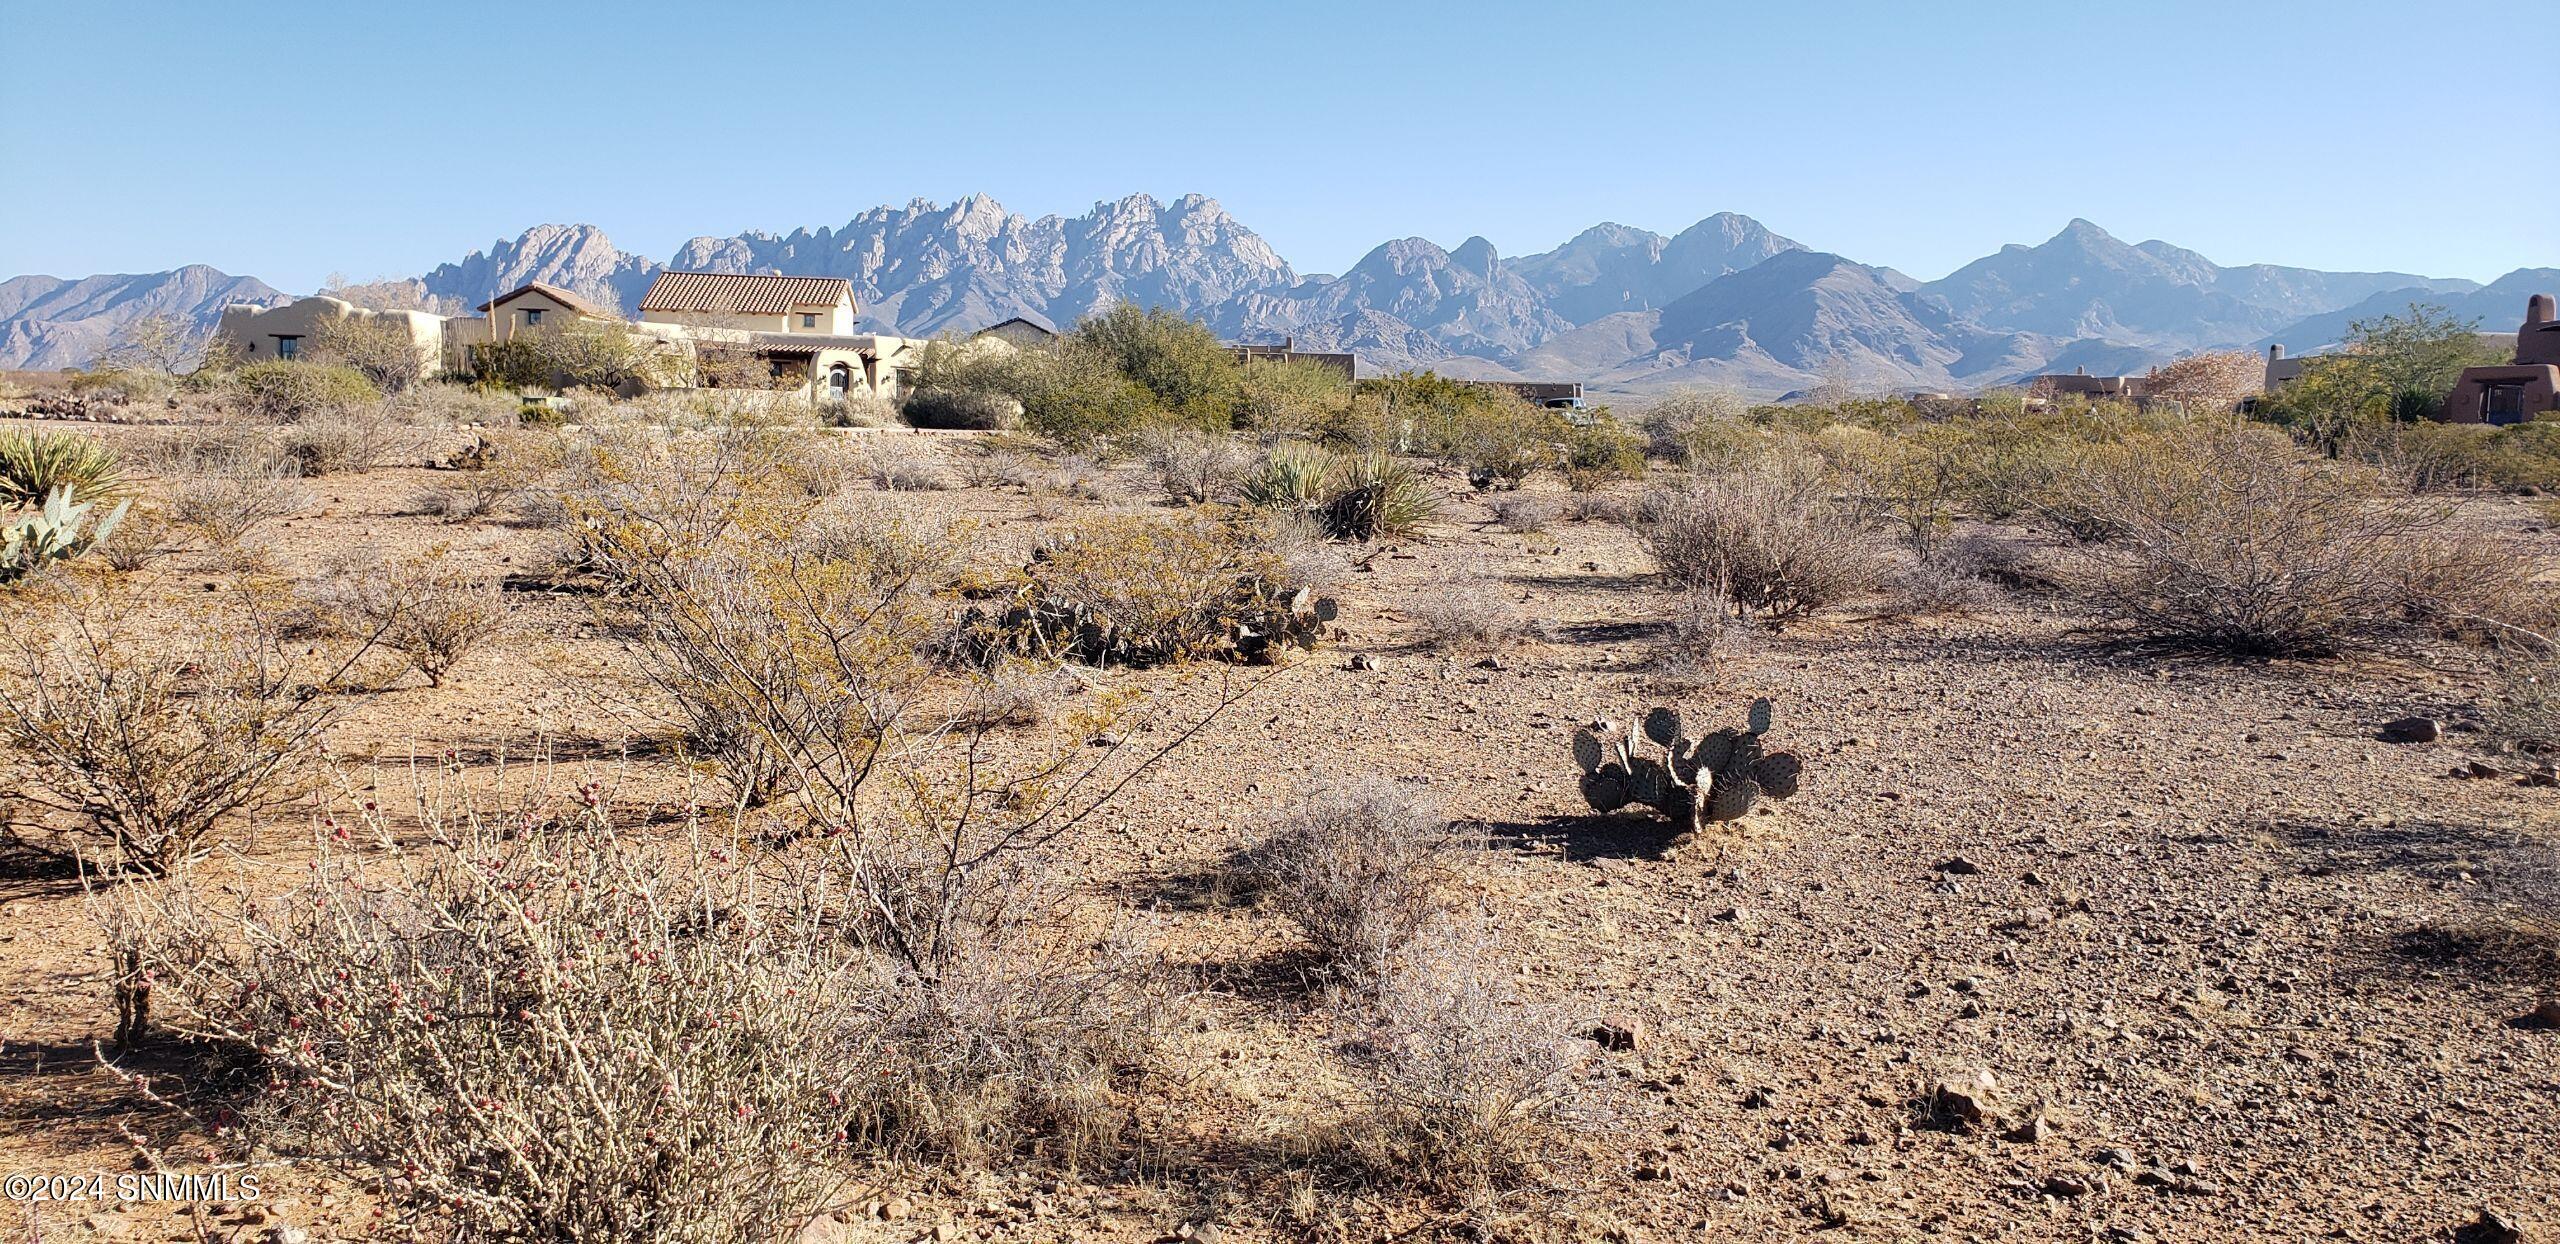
[1567,696,1801,831]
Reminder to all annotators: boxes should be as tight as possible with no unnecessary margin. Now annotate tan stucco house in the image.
[212,296,447,376]
[634,271,920,403]
[2440,293,2560,425]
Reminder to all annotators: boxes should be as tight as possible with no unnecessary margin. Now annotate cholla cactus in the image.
[1570,697,1802,832]
[1,485,129,584]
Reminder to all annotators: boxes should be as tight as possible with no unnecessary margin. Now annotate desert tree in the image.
[2144,350,2262,412]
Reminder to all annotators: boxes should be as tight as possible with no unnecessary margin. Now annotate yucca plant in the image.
[1242,441,1339,512]
[0,430,126,507]
[1323,452,1438,540]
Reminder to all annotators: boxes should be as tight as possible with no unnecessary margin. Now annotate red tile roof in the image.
[639,271,854,317]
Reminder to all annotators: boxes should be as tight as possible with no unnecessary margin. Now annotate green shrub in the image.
[0,430,126,506]
[1324,453,1439,540]
[234,361,380,421]
[1561,413,1645,490]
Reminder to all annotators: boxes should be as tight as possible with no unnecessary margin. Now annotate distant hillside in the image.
[0,266,286,369]
[4,197,2539,395]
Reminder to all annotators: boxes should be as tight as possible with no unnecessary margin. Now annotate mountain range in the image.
[2,194,2543,396]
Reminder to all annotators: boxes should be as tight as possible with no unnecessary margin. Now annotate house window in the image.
[801,313,817,329]
[524,309,544,327]
[273,335,300,360]
[2483,381,2527,426]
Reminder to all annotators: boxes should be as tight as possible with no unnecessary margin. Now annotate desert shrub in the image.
[278,406,413,476]
[855,436,954,491]
[1071,303,1243,428]
[1850,423,1975,561]
[1233,777,1454,968]
[2068,425,2511,655]
[1488,493,1561,533]
[1411,570,1542,650]
[0,429,125,506]
[1560,415,1646,491]
[104,800,884,1242]
[232,360,380,421]
[1323,453,1440,541]
[1339,923,1599,1196]
[818,393,900,429]
[301,547,505,686]
[1636,388,1752,463]
[67,367,173,405]
[385,381,524,427]
[0,587,335,872]
[1635,468,1887,619]
[1243,441,1340,512]
[1140,423,1252,504]
[1645,589,1739,679]
[409,429,568,525]
[1443,398,1563,490]
[982,512,1329,667]
[1236,356,1352,442]
[903,387,1024,431]
[308,312,425,393]
[1878,551,2000,618]
[92,505,172,572]
[163,449,317,549]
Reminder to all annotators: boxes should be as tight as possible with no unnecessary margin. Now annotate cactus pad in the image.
[1563,699,1799,829]
[1747,697,1774,735]
[1750,752,1802,799]
[1570,727,1605,774]
[1642,707,1684,748]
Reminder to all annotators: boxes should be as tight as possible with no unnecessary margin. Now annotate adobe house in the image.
[212,296,447,375]
[1227,336,1357,385]
[972,316,1059,350]
[635,271,921,404]
[2439,293,2560,425]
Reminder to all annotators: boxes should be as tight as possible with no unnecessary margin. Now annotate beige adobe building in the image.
[212,296,447,375]
[2440,293,2560,425]
[971,316,1059,350]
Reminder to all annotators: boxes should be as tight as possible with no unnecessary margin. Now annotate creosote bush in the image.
[1411,570,1543,651]
[163,448,317,550]
[1232,777,1455,968]
[232,360,381,421]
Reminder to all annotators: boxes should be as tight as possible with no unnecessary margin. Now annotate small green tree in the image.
[310,313,426,393]
[2344,303,2508,418]
[1069,304,1241,429]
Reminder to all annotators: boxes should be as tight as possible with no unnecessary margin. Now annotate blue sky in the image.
[3,0,2551,292]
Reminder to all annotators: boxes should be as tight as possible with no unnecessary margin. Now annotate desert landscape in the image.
[0,305,2555,1244]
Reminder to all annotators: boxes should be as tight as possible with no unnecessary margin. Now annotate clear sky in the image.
[3,0,2551,293]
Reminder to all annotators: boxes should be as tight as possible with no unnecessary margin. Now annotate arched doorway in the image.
[826,363,852,399]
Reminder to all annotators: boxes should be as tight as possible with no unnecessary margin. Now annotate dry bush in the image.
[1411,570,1543,651]
[1878,550,2001,618]
[1645,588,1740,680]
[2069,425,2523,655]
[1046,452,1111,500]
[1488,493,1561,533]
[94,505,174,573]
[819,393,902,429]
[1635,387,1752,463]
[405,429,562,523]
[301,546,506,686]
[982,513,1328,667]
[1140,423,1252,504]
[278,406,415,476]
[1337,923,1602,1196]
[104,799,877,1242]
[856,436,954,491]
[384,382,525,427]
[958,658,1085,731]
[1635,468,1886,618]
[161,449,318,550]
[0,587,335,872]
[1232,777,1455,967]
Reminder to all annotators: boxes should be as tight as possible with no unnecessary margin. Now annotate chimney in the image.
[2530,293,2556,326]
[2074,365,2087,375]
[2268,343,2285,360]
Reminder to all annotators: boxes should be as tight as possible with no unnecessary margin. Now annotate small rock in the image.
[1588,1014,1646,1052]
[2516,998,2560,1030]
[2094,1146,2139,1169]
[259,1230,309,1244]
[2041,1174,2091,1198]
[1347,653,1378,671]
[1931,1070,1999,1131]
[1939,856,1982,876]
[883,1197,915,1222]
[2005,1111,2058,1144]
[2458,1208,2526,1244]
[2379,716,2442,744]
[1474,655,1505,670]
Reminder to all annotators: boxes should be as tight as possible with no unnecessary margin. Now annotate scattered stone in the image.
[2041,1174,2091,1198]
[1588,1014,1646,1052]
[1939,856,1982,876]
[2457,1208,2526,1244]
[1930,1070,1999,1131]
[2379,717,2442,744]
[258,1230,310,1244]
[2516,998,2560,1031]
[2094,1147,2139,1169]
[883,1197,915,1222]
[2005,1111,2058,1144]
[1347,653,1379,671]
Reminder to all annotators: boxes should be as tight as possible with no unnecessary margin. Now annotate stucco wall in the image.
[213,296,446,376]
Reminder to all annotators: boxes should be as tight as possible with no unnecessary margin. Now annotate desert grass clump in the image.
[1411,570,1543,651]
[301,546,506,686]
[0,587,335,872]
[1337,923,1601,1197]
[1635,467,1885,619]
[0,429,126,506]
[2069,425,2516,656]
[1488,493,1561,534]
[1233,777,1455,968]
